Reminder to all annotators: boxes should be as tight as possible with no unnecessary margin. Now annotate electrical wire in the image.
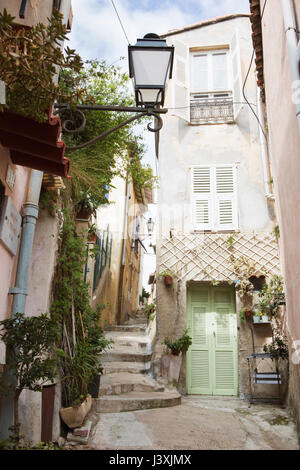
[242,0,268,141]
[109,0,130,45]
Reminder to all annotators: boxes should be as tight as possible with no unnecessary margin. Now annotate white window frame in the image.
[190,49,232,94]
[191,164,238,232]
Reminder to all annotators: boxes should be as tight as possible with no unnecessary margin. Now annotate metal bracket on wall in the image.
[8,287,28,296]
[53,104,168,151]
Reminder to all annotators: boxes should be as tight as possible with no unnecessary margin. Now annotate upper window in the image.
[191,165,238,231]
[190,50,230,93]
[171,31,243,124]
[190,49,233,124]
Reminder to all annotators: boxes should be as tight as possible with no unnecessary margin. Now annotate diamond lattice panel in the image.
[159,232,280,282]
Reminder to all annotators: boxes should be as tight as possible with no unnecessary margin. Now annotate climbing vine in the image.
[50,209,111,407]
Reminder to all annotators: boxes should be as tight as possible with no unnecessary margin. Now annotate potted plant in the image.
[252,309,262,323]
[87,223,98,243]
[263,329,289,361]
[158,269,175,287]
[239,307,253,323]
[162,330,192,383]
[0,313,59,443]
[75,193,98,220]
[144,301,156,323]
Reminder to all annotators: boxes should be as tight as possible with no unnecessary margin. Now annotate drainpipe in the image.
[281,0,300,134]
[9,170,43,314]
[257,88,274,199]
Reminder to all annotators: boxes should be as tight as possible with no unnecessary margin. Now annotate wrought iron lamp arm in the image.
[54,104,168,151]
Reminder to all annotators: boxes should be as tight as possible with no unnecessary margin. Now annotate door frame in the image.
[186,282,238,396]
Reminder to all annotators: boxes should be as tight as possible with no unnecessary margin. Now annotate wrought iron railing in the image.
[92,226,112,292]
[190,94,234,124]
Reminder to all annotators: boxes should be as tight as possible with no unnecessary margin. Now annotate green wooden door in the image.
[187,285,238,396]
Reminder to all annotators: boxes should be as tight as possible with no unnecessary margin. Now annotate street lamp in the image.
[55,33,174,151]
[146,217,155,236]
[128,34,174,107]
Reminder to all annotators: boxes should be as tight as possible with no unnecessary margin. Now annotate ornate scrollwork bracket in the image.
[53,103,168,151]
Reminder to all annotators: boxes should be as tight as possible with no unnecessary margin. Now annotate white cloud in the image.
[68,0,250,65]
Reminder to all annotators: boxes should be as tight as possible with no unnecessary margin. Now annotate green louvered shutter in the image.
[187,286,238,396]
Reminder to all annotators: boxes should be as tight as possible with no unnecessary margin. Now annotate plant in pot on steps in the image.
[50,210,112,430]
[162,330,192,384]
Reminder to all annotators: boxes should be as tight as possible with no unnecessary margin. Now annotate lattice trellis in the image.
[158,232,280,282]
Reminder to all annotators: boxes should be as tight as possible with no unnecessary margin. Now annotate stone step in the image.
[105,333,151,351]
[105,325,149,333]
[102,361,151,375]
[102,351,152,363]
[125,316,147,325]
[93,391,181,413]
[100,372,164,396]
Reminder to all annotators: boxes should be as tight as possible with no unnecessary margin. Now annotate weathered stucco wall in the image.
[260,0,300,429]
[0,150,31,364]
[0,0,53,27]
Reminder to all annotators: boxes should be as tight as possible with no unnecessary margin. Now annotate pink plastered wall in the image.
[0,145,31,327]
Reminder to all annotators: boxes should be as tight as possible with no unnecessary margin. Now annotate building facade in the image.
[154,14,284,399]
[87,171,152,328]
[0,0,72,443]
[249,0,300,430]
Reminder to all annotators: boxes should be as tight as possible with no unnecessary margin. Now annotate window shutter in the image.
[230,30,243,119]
[188,303,211,394]
[172,40,190,122]
[192,167,212,230]
[215,166,238,230]
[212,52,229,92]
[191,54,208,92]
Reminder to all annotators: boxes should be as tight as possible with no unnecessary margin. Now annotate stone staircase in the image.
[92,312,181,413]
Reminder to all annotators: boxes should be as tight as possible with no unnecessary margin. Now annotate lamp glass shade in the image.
[128,35,174,107]
[147,218,154,234]
[131,49,172,87]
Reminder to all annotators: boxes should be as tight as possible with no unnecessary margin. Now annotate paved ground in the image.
[82,396,299,451]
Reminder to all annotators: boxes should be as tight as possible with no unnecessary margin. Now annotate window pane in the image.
[192,54,208,92]
[212,53,228,91]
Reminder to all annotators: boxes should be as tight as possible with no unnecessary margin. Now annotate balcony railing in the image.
[190,93,234,124]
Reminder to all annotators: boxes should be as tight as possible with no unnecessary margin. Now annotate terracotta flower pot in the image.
[60,395,92,429]
[88,233,97,243]
[164,275,173,286]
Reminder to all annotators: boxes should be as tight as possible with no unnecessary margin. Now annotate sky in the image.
[68,0,250,65]
[67,0,251,289]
